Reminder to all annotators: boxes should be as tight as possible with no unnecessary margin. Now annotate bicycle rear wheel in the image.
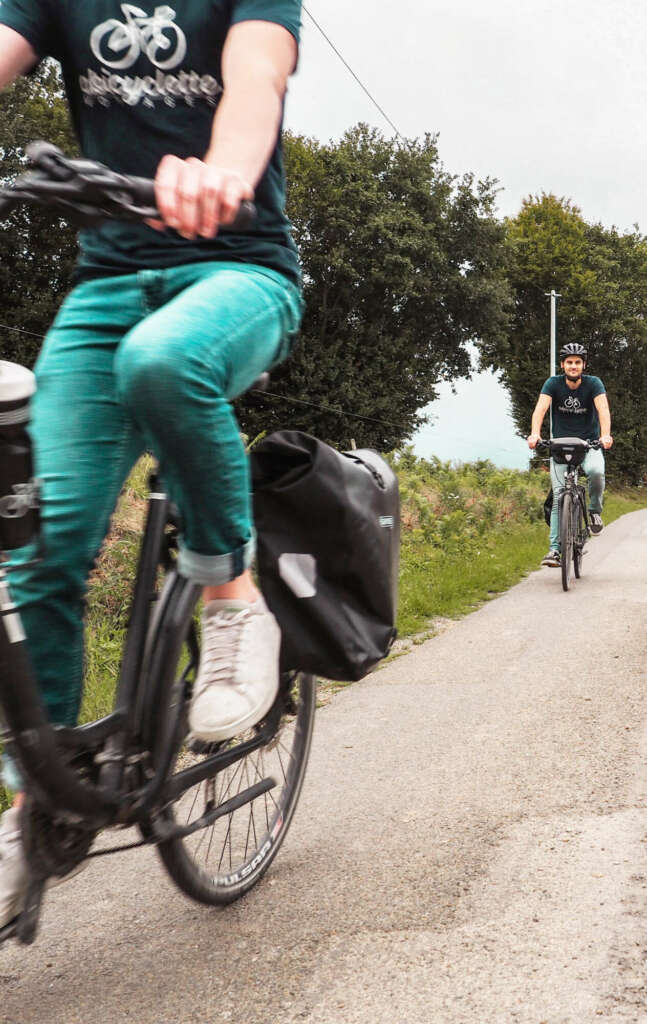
[140,578,316,905]
[560,491,573,591]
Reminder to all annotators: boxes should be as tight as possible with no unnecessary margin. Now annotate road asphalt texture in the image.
[2,509,647,1024]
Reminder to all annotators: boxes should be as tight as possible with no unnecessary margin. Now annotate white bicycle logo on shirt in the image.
[564,396,581,409]
[90,4,187,71]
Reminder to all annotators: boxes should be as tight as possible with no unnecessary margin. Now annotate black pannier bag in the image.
[543,488,553,526]
[250,431,399,680]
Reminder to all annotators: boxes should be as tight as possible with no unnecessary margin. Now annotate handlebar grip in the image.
[126,178,256,230]
[229,199,256,232]
[127,175,157,207]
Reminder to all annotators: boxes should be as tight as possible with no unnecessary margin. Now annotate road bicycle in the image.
[536,437,603,592]
[0,143,316,946]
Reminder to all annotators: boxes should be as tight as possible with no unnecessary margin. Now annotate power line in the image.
[302,5,403,140]
[0,322,405,432]
[250,388,403,430]
[0,321,525,441]
[0,322,46,340]
[0,322,527,450]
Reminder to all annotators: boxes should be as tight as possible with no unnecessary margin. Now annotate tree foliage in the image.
[237,126,511,449]
[2,75,512,450]
[478,194,647,483]
[0,63,78,367]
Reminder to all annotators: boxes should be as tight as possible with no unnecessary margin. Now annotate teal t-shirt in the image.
[541,374,606,440]
[0,0,302,285]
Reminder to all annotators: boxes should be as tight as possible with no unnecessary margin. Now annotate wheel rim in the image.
[561,494,573,590]
[162,673,314,891]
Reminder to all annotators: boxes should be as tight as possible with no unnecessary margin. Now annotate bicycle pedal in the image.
[186,734,219,755]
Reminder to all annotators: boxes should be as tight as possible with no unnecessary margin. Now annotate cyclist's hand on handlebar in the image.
[527,433,542,450]
[151,156,254,239]
[600,434,613,449]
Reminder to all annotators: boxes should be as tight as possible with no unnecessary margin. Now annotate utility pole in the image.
[545,289,561,436]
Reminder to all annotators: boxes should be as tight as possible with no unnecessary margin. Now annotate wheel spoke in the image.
[154,672,315,903]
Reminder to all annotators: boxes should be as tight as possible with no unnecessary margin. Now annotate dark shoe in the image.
[541,549,561,567]
[589,513,603,534]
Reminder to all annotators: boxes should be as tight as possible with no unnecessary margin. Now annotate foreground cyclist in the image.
[0,0,302,926]
[527,343,613,567]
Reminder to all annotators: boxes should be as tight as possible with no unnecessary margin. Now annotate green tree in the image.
[0,62,78,367]
[2,74,512,451]
[237,126,511,449]
[478,194,647,483]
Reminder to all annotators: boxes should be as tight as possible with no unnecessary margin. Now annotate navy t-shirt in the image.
[0,0,302,284]
[541,374,606,440]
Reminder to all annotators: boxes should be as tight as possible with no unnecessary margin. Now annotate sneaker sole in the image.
[189,682,280,744]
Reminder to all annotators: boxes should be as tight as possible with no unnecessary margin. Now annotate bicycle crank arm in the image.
[7,877,45,946]
[152,777,276,842]
[0,918,18,946]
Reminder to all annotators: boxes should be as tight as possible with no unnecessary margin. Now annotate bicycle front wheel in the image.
[573,491,587,579]
[140,577,316,905]
[560,491,574,591]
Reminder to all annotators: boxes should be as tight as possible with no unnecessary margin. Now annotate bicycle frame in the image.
[557,463,588,523]
[538,436,601,590]
[1,479,279,832]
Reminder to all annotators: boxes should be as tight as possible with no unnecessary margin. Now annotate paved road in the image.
[2,510,647,1024]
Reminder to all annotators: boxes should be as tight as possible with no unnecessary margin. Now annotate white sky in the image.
[283,0,646,467]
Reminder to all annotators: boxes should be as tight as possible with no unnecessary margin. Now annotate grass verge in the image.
[397,489,645,636]
[1,455,645,811]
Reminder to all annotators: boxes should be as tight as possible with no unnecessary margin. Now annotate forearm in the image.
[598,408,611,436]
[204,74,284,187]
[530,408,546,436]
[0,26,38,89]
[154,20,296,238]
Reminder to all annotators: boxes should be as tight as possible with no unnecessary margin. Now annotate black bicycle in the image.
[0,144,316,946]
[537,437,602,591]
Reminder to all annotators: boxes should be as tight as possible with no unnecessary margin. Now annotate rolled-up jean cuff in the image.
[1,752,25,794]
[176,535,256,586]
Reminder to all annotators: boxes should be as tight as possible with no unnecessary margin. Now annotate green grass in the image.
[397,485,646,636]
[2,454,646,811]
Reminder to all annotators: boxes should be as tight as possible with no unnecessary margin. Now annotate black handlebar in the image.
[0,142,255,230]
[535,438,603,452]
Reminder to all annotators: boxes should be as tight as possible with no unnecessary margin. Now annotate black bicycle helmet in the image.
[559,342,587,360]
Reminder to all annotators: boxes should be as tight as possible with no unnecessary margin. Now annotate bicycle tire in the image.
[573,490,587,579]
[140,578,316,905]
[560,491,573,591]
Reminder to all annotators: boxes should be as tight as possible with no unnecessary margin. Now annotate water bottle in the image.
[0,361,39,550]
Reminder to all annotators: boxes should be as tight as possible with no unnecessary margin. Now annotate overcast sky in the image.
[283,0,646,467]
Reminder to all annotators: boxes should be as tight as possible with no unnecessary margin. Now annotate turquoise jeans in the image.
[7,260,302,731]
[549,448,605,551]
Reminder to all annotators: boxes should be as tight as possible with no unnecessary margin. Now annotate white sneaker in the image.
[189,595,281,743]
[0,807,28,928]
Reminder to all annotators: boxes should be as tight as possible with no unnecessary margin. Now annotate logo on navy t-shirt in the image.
[81,5,223,108]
